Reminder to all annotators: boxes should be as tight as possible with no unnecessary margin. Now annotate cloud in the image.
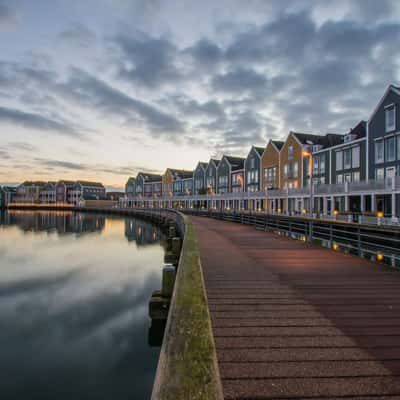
[0,3,18,29]
[7,142,37,152]
[57,24,97,48]
[0,106,83,137]
[59,68,184,135]
[112,32,181,89]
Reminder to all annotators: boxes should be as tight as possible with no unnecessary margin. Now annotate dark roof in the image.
[345,120,366,139]
[322,133,344,147]
[224,155,245,171]
[272,140,284,150]
[138,172,163,182]
[210,159,220,167]
[77,180,105,188]
[58,180,75,186]
[253,146,264,157]
[291,132,327,145]
[126,177,136,183]
[2,186,16,192]
[197,162,208,170]
[22,181,47,186]
[167,169,193,179]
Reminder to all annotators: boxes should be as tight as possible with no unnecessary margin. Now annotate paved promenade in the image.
[191,216,400,400]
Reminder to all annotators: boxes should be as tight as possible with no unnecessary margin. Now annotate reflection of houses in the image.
[0,211,105,234]
[193,162,207,195]
[68,181,106,205]
[124,218,161,246]
[39,182,56,203]
[205,159,220,195]
[16,181,46,203]
[217,156,245,194]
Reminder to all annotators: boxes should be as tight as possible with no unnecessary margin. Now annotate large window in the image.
[376,168,384,180]
[385,105,396,132]
[288,145,293,160]
[336,174,343,184]
[293,161,298,178]
[250,158,255,168]
[320,156,325,174]
[386,136,396,162]
[283,164,288,178]
[352,146,360,168]
[375,140,384,163]
[398,135,400,160]
[336,151,343,171]
[353,171,360,182]
[344,149,351,169]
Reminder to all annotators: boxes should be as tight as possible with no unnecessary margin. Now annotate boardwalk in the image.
[191,216,400,400]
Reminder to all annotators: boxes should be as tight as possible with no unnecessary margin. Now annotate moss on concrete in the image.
[151,214,223,400]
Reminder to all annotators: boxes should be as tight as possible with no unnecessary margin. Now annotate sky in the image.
[0,0,400,190]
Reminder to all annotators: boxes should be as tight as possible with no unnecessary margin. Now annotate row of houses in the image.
[0,180,106,207]
[124,85,400,218]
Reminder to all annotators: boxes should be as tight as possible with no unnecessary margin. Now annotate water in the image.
[0,210,166,400]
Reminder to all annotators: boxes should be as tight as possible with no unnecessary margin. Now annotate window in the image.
[344,173,351,183]
[353,171,360,182]
[250,158,255,169]
[352,146,360,168]
[385,105,396,132]
[288,145,294,160]
[313,157,319,175]
[344,149,351,169]
[320,156,325,174]
[283,164,288,178]
[376,168,384,180]
[398,135,400,160]
[386,166,396,179]
[375,140,384,163]
[336,151,343,171]
[386,136,396,162]
[293,161,298,178]
[336,174,343,184]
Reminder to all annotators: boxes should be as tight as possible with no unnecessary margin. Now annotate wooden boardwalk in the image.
[191,216,400,400]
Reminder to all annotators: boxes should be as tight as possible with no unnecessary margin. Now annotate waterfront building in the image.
[217,156,245,194]
[368,84,400,216]
[205,159,220,195]
[125,177,136,198]
[193,162,208,195]
[262,140,284,191]
[56,180,75,203]
[162,169,192,198]
[244,146,264,193]
[16,181,46,203]
[136,173,163,199]
[68,181,106,205]
[1,186,16,206]
[39,182,57,203]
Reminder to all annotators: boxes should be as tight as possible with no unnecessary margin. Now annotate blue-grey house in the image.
[244,146,264,192]
[368,84,400,216]
[193,162,207,195]
[217,155,245,194]
[205,159,220,194]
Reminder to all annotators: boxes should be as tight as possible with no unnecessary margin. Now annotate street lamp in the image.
[303,150,313,215]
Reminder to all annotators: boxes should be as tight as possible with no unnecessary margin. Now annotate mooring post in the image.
[162,264,176,297]
[171,237,181,254]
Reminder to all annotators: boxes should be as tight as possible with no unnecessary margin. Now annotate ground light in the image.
[377,211,384,218]
[377,252,384,262]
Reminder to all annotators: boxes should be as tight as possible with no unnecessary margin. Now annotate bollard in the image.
[162,264,176,297]
[168,225,176,238]
[171,237,182,254]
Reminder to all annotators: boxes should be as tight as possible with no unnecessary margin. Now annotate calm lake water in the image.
[0,210,166,400]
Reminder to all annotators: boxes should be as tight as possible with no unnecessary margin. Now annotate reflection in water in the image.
[0,210,165,400]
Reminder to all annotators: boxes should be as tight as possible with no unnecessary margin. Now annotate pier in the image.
[192,215,400,399]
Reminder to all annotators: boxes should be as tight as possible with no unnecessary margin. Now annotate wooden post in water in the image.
[162,264,176,297]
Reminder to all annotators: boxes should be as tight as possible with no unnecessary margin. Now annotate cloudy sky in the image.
[1,0,400,189]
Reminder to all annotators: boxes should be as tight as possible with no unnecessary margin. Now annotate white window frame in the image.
[385,104,396,133]
[352,146,360,169]
[336,151,343,171]
[375,140,384,164]
[386,136,396,162]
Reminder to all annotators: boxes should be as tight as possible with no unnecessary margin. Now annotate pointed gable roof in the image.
[271,140,284,150]
[223,155,245,171]
[254,146,264,157]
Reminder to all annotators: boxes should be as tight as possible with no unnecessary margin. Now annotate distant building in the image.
[125,177,136,198]
[163,169,193,196]
[1,186,16,206]
[69,181,106,205]
[56,180,75,203]
[16,181,46,203]
[136,173,163,198]
[39,182,57,203]
[107,191,124,201]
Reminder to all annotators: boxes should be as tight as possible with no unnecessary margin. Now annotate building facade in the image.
[244,146,263,192]
[125,177,136,198]
[262,140,283,191]
[39,182,56,203]
[193,162,207,195]
[217,156,245,194]
[205,159,220,195]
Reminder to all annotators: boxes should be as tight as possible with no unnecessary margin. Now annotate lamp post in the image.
[303,151,313,215]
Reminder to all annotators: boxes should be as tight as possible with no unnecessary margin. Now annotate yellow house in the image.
[261,140,283,191]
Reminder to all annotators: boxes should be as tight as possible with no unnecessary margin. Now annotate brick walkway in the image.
[191,216,400,400]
